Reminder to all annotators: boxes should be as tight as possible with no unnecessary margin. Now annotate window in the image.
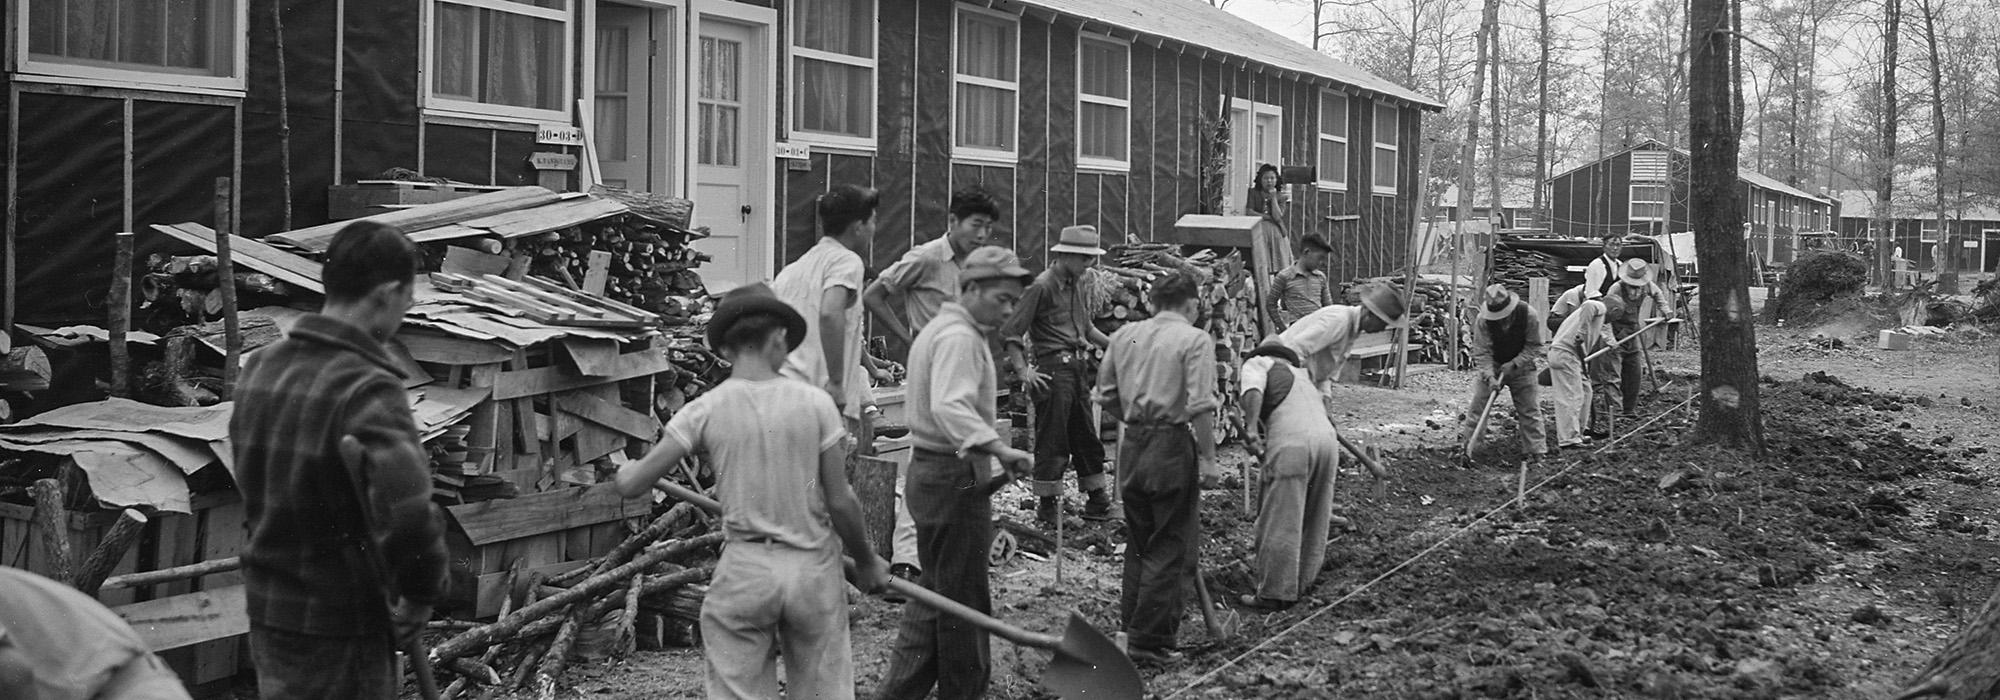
[19,0,246,93]
[790,0,875,148]
[1077,35,1129,170]
[1921,223,1939,243]
[1370,102,1400,195]
[953,6,1018,161]
[429,0,571,122]
[1630,184,1668,221]
[1629,151,1669,181]
[1317,90,1349,190]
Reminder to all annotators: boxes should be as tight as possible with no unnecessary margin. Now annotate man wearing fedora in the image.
[615,284,889,700]
[1002,224,1114,526]
[1266,233,1336,330]
[1272,283,1410,395]
[1460,284,1548,458]
[1604,258,1671,419]
[877,247,1037,700]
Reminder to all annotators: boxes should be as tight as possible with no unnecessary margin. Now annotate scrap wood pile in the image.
[1489,247,1566,296]
[1345,274,1475,369]
[1085,240,1264,443]
[428,490,723,700]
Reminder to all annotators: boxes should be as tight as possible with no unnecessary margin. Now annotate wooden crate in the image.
[0,490,250,690]
[443,482,653,616]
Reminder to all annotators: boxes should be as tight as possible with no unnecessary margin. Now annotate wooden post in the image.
[213,178,242,399]
[73,509,148,596]
[31,478,73,583]
[108,232,134,398]
[1528,277,1550,320]
[1393,135,1434,389]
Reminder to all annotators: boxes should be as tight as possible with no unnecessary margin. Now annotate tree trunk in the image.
[1534,0,1550,219]
[1919,0,1953,293]
[1488,20,1504,226]
[1688,0,1765,455]
[1876,0,1901,289]
[1895,582,2000,699]
[1458,0,1499,292]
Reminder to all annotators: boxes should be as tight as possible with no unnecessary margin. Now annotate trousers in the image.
[1118,424,1198,651]
[702,541,853,699]
[876,449,993,700]
[249,625,395,700]
[1612,323,1643,413]
[1548,345,1591,446]
[892,456,918,567]
[1252,433,1339,601]
[1031,358,1107,497]
[1463,365,1548,455]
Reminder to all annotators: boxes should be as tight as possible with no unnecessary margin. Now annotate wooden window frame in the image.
[1075,33,1130,173]
[1370,101,1399,196]
[1629,183,1668,222]
[1316,89,1349,192]
[950,3,1020,165]
[12,0,250,96]
[785,0,877,151]
[423,0,576,125]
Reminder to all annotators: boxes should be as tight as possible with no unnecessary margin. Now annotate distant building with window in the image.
[1834,191,2000,274]
[4,0,1438,324]
[1545,140,1834,265]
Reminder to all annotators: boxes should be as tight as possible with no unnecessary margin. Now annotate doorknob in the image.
[740,204,752,221]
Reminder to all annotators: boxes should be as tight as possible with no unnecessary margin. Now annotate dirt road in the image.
[497,325,2000,699]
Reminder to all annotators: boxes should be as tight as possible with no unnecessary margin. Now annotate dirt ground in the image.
[481,312,2000,699]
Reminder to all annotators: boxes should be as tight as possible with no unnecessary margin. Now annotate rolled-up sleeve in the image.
[1237,356,1273,397]
[928,331,1001,452]
[1183,334,1219,416]
[878,247,929,296]
[1000,281,1044,349]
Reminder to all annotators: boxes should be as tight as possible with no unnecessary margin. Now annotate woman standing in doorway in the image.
[1246,163,1289,235]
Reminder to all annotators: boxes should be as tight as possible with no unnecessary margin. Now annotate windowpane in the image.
[27,0,233,76]
[1373,146,1397,190]
[1320,92,1347,139]
[957,13,1015,81]
[955,84,1016,150]
[1318,138,1346,183]
[1080,39,1127,99]
[795,0,873,58]
[1374,103,1399,146]
[794,57,873,138]
[1080,103,1127,161]
[433,3,565,111]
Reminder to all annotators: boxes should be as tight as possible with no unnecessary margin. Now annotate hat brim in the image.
[707,297,808,352]
[1477,297,1518,321]
[962,266,1035,286]
[1620,272,1654,286]
[1049,244,1107,256]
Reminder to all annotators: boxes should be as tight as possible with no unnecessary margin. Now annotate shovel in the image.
[652,479,1144,700]
[1190,554,1241,642]
[1460,373,1505,464]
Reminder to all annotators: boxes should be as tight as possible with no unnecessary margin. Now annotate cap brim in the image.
[963,267,1035,285]
[1049,245,1107,256]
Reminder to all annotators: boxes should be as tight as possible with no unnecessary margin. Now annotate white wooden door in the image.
[690,10,771,292]
[595,4,674,192]
[1224,100,1282,216]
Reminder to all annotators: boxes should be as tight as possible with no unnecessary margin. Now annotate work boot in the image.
[1082,489,1115,521]
[1036,496,1059,526]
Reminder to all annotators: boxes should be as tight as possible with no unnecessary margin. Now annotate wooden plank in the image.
[574,423,625,463]
[582,251,612,296]
[460,196,627,239]
[147,223,324,294]
[554,390,657,440]
[561,338,621,375]
[193,636,240,684]
[491,349,673,401]
[267,186,564,253]
[116,584,248,651]
[198,501,246,588]
[443,482,651,546]
[442,245,514,278]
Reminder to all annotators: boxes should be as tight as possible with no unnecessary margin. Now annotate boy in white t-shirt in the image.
[616,283,889,700]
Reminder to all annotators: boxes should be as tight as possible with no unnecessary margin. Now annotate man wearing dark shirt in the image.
[232,221,449,699]
[1003,225,1112,526]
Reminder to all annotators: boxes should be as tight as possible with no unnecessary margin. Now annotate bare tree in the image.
[1874,0,1901,287]
[1690,0,1766,453]
[1917,0,1953,291]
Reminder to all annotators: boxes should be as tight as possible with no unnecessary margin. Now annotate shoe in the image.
[1237,594,1294,612]
[875,424,910,439]
[1081,489,1114,521]
[1126,645,1185,664]
[1557,441,1584,450]
[1035,497,1059,526]
[1583,429,1609,439]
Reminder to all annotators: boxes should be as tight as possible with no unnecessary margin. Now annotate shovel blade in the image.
[1042,613,1144,700]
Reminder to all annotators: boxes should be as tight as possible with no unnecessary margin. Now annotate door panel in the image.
[691,15,765,291]
[594,4,676,193]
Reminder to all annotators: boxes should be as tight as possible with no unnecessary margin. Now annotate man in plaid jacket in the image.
[232,221,449,699]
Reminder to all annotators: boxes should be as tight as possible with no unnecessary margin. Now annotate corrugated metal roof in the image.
[1022,0,1442,110]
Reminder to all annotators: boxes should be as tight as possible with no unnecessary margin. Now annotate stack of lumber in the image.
[428,488,721,700]
[1084,242,1263,443]
[1490,248,1566,296]
[430,273,661,330]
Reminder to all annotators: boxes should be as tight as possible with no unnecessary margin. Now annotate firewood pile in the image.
[1489,248,1566,296]
[428,495,722,700]
[1345,275,1476,369]
[1085,241,1264,443]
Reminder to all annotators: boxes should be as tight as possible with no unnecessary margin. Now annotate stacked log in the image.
[1085,242,1261,443]
[1345,275,1477,369]
[1489,248,1565,296]
[429,486,722,700]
